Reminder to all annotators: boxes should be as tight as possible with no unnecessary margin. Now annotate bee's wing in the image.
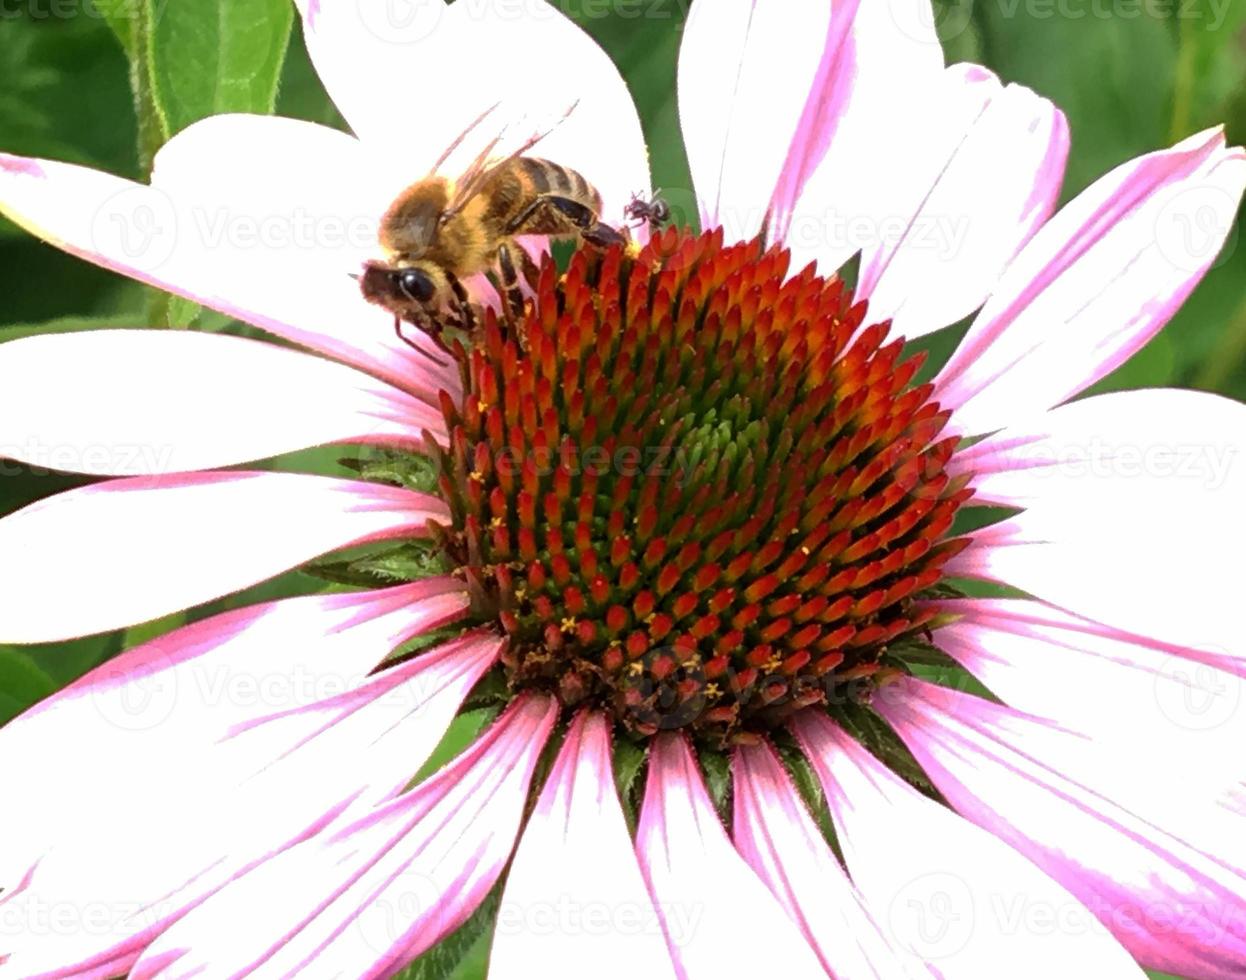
[441,101,581,220]
[429,101,504,176]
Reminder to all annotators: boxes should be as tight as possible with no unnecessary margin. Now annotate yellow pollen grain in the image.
[705,683,721,698]
[469,470,484,483]
[477,399,489,413]
[560,617,577,634]
[627,661,644,676]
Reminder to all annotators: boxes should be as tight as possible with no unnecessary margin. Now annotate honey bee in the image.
[360,115,627,355]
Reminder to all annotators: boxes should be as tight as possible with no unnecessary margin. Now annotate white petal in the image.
[794,710,1147,979]
[0,135,455,400]
[293,0,649,225]
[875,679,1246,978]
[0,606,496,978]
[733,741,937,979]
[0,471,446,643]
[934,598,1246,750]
[678,0,833,238]
[0,330,442,476]
[949,387,1246,660]
[937,128,1246,436]
[490,712,676,980]
[131,695,556,980]
[682,0,944,245]
[856,72,1068,339]
[635,733,827,979]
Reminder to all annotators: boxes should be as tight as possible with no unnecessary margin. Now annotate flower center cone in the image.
[435,228,974,745]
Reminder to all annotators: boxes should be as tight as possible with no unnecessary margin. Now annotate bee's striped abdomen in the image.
[516,157,603,213]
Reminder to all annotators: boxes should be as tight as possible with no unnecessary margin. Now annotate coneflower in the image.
[1,1,1244,977]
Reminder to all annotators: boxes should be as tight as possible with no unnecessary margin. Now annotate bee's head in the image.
[358,260,446,321]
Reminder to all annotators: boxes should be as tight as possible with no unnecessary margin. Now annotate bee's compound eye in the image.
[397,268,436,303]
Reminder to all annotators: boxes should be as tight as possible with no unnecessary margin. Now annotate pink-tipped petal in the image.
[794,711,1147,978]
[876,678,1246,978]
[0,585,493,977]
[925,598,1246,874]
[682,0,943,242]
[490,712,676,980]
[934,598,1246,742]
[732,741,937,979]
[855,70,1069,339]
[0,133,455,401]
[679,0,835,238]
[937,128,1246,435]
[0,330,443,476]
[131,694,556,980]
[950,388,1246,660]
[0,471,446,643]
[292,0,648,226]
[635,733,827,979]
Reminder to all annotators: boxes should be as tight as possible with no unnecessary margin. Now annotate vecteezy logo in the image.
[888,0,975,46]
[356,0,445,44]
[1154,184,1238,274]
[354,867,445,953]
[89,185,179,275]
[888,870,976,959]
[90,652,180,732]
[1154,653,1242,733]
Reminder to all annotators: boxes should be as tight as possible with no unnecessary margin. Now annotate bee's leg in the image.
[543,196,627,249]
[519,248,542,293]
[496,243,527,322]
[445,272,478,334]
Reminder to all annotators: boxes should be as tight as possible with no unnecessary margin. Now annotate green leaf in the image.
[120,0,169,173]
[275,26,347,129]
[121,610,187,649]
[411,709,498,786]
[776,739,839,851]
[833,702,941,800]
[699,748,731,821]
[0,646,57,723]
[306,541,449,589]
[0,15,137,168]
[92,0,140,57]
[339,449,443,494]
[162,294,205,328]
[148,0,294,137]
[612,736,647,831]
[27,632,118,689]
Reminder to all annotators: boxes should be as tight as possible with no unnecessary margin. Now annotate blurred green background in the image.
[0,1,1242,976]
